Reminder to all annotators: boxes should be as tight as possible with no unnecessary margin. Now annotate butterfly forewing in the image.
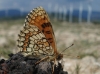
[28,7,58,53]
[17,6,57,56]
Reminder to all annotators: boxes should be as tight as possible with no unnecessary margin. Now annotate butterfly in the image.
[17,6,63,63]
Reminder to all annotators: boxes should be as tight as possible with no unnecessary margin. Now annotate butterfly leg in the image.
[35,56,49,64]
[35,56,55,74]
[52,58,56,74]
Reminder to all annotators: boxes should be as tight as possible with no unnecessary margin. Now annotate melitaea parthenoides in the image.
[17,6,63,62]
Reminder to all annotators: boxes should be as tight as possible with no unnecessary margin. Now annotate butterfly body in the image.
[17,6,63,62]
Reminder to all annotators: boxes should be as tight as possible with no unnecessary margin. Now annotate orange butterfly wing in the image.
[25,6,58,54]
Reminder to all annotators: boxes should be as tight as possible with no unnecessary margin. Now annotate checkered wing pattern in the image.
[17,6,58,56]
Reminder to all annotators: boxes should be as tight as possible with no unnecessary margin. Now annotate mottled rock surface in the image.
[0,53,68,74]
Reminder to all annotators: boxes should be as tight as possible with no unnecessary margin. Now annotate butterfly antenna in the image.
[60,43,74,54]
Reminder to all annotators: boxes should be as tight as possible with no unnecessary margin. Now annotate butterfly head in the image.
[56,44,74,61]
[56,53,63,61]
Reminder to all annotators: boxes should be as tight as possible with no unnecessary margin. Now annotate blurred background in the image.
[0,0,100,74]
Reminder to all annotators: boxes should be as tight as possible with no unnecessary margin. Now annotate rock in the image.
[0,53,68,74]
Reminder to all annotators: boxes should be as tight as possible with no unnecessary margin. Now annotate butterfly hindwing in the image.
[18,24,54,56]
